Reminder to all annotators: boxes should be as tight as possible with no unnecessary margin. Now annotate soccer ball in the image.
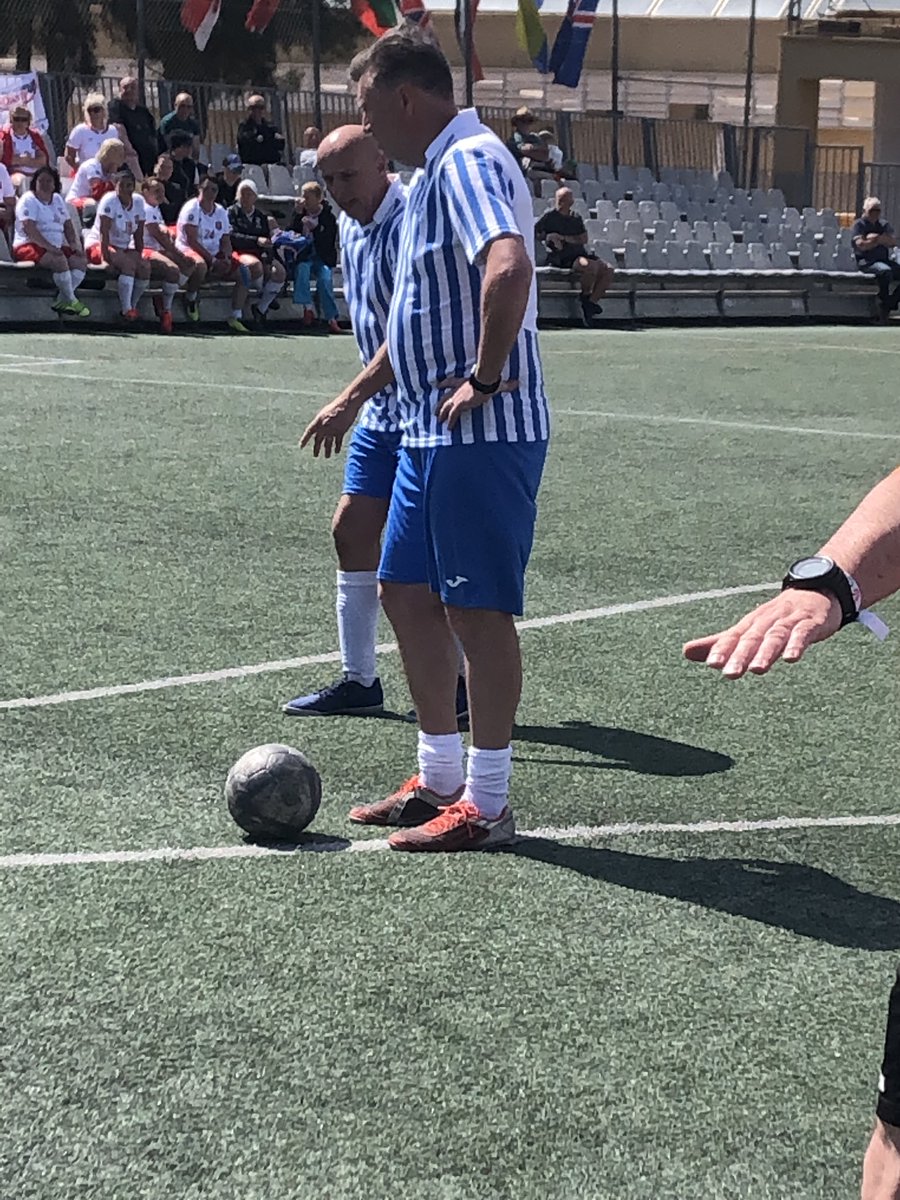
[225,743,322,842]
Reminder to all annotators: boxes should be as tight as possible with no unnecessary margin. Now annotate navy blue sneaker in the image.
[282,675,384,717]
[404,676,469,726]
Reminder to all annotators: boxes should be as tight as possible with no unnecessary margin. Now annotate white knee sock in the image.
[463,745,513,819]
[70,267,86,290]
[161,280,178,311]
[52,270,75,302]
[131,276,149,307]
[178,273,189,288]
[257,280,282,313]
[336,570,379,686]
[117,274,135,311]
[453,634,466,678]
[418,730,465,797]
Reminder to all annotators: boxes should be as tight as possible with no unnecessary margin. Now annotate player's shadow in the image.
[512,720,733,777]
[504,841,900,950]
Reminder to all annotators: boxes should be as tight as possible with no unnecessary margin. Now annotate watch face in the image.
[790,555,833,580]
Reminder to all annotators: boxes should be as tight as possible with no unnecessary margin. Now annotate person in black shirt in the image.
[158,93,201,160]
[535,186,613,325]
[236,95,286,166]
[852,195,900,316]
[215,153,244,208]
[108,76,160,178]
[168,130,204,203]
[152,153,182,224]
[289,180,339,331]
[227,178,286,326]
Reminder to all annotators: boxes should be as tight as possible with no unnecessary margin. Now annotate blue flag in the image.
[549,0,599,89]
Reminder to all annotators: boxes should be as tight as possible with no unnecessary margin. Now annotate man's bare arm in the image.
[300,343,395,457]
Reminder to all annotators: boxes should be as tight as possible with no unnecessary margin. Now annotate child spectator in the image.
[289,180,339,332]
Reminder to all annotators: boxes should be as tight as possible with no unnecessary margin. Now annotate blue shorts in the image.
[379,440,548,615]
[342,425,402,500]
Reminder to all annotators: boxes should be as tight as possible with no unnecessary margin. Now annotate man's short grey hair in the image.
[349,27,454,100]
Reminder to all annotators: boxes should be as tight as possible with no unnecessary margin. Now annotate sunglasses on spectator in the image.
[88,105,104,113]
[12,114,29,121]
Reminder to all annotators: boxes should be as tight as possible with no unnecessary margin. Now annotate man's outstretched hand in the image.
[683,589,842,679]
[300,396,357,458]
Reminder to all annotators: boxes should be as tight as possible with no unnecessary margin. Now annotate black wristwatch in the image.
[781,556,861,627]
[470,374,501,395]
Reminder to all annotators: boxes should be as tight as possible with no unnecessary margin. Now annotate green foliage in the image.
[0,0,98,74]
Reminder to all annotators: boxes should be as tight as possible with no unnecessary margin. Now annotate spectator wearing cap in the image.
[65,94,119,172]
[237,95,285,166]
[535,186,614,326]
[0,160,15,235]
[108,76,159,179]
[289,179,339,332]
[507,107,555,184]
[159,93,201,160]
[227,178,286,326]
[1,106,49,190]
[67,138,126,215]
[852,195,900,318]
[298,126,322,169]
[215,154,243,208]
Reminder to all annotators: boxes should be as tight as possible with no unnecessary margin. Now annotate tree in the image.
[0,0,98,75]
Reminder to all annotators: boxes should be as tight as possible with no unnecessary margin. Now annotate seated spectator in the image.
[298,126,322,169]
[67,138,126,214]
[0,160,15,236]
[152,153,181,224]
[853,195,900,317]
[1,106,49,190]
[227,178,286,326]
[83,167,151,322]
[158,93,201,160]
[140,176,193,334]
[12,166,90,317]
[175,174,254,333]
[289,180,339,332]
[507,107,555,184]
[215,153,243,208]
[108,76,158,179]
[65,94,118,172]
[535,186,614,326]
[237,95,285,166]
[167,130,204,202]
[536,128,575,179]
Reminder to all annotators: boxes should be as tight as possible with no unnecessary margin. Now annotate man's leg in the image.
[591,259,615,303]
[889,263,900,312]
[862,967,900,1199]
[865,262,892,311]
[314,262,339,323]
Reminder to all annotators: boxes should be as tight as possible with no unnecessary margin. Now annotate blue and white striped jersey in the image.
[338,176,406,433]
[385,109,549,448]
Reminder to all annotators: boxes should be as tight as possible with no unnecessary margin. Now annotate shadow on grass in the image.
[513,720,733,777]
[504,839,900,949]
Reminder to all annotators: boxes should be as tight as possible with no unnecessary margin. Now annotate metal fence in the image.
[813,144,865,215]
[864,163,900,226]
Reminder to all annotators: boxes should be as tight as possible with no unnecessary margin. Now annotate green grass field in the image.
[2,326,899,1199]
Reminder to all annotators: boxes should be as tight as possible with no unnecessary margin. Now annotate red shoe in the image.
[159,310,173,334]
[327,318,341,334]
[301,307,315,327]
[348,774,462,827]
[122,308,140,321]
[388,800,517,853]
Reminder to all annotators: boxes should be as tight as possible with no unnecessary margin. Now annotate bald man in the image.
[535,187,613,325]
[284,127,467,720]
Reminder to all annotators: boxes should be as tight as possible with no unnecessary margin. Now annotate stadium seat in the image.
[585,218,604,243]
[664,241,687,268]
[595,165,615,183]
[603,218,626,246]
[767,188,786,210]
[566,181,584,200]
[802,207,823,234]
[601,181,628,203]
[729,244,751,269]
[266,164,294,197]
[540,179,557,199]
[532,197,548,219]
[748,243,772,269]
[651,219,670,243]
[741,221,762,243]
[839,226,854,249]
[657,201,679,226]
[707,242,729,270]
[834,245,856,271]
[618,166,637,186]
[573,199,589,220]
[643,242,668,270]
[821,208,839,229]
[618,199,639,222]
[575,163,596,183]
[650,183,671,203]
[797,243,816,270]
[624,218,643,243]
[683,242,707,270]
[583,180,604,207]
[593,239,616,266]
[713,220,734,245]
[769,244,793,270]
[210,143,230,170]
[778,227,798,252]
[718,170,735,191]
[693,220,713,247]
[622,240,642,269]
[292,165,317,187]
[638,200,659,226]
[670,221,692,242]
[782,207,802,231]
[815,249,838,272]
[594,199,616,223]
[242,164,267,192]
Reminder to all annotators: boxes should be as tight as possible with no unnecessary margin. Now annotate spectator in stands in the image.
[536,128,563,173]
[167,130,204,203]
[226,178,286,326]
[298,126,322,169]
[175,174,252,333]
[507,107,555,184]
[158,93,201,160]
[216,153,243,208]
[237,95,285,166]
[0,160,15,236]
[83,167,151,322]
[289,179,339,332]
[67,138,126,214]
[1,106,49,190]
[12,166,89,317]
[108,76,159,179]
[535,186,614,326]
[853,195,900,317]
[65,94,119,172]
[141,176,195,334]
[152,153,181,224]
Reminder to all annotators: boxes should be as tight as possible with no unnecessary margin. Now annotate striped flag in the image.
[549,0,599,88]
[454,0,484,83]
[245,0,282,33]
[399,0,433,31]
[517,0,549,73]
[351,0,398,36]
[180,0,222,51]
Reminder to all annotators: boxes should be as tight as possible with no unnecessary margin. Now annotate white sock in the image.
[463,745,513,819]
[161,280,178,311]
[186,288,198,300]
[257,280,281,313]
[453,634,466,678]
[178,273,189,288]
[131,276,149,307]
[418,731,465,798]
[117,274,135,311]
[336,570,379,686]
[70,267,86,290]
[231,308,242,320]
[52,270,75,301]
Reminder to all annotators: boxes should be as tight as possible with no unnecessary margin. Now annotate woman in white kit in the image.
[64,94,119,172]
[12,166,89,318]
[83,167,151,323]
[175,174,250,332]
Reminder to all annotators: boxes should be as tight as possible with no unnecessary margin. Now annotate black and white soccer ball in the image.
[225,743,322,842]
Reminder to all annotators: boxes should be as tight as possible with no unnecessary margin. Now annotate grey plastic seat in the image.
[604,218,626,245]
[707,242,729,270]
[664,241,687,268]
[622,239,642,269]
[593,239,616,266]
[768,244,793,269]
[729,243,751,269]
[797,243,816,270]
[643,242,668,270]
[683,241,707,270]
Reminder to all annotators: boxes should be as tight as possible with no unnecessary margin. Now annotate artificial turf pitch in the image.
[1,326,899,1199]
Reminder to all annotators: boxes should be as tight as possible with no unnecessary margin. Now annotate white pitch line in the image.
[1,364,334,401]
[0,581,778,712]
[550,332,900,358]
[1,811,898,871]
[556,408,900,442]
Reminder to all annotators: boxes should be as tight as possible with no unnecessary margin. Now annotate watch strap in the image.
[470,374,501,395]
[781,562,859,627]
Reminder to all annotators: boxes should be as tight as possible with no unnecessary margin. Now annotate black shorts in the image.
[877,965,900,1127]
[549,248,596,270]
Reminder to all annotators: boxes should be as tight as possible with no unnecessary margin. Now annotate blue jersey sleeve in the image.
[440,146,523,265]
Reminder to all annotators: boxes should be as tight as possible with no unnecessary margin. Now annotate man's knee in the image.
[331,496,386,563]
[446,605,516,646]
[862,1119,900,1200]
[380,580,443,624]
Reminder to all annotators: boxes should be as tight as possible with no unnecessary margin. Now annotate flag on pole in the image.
[399,0,433,32]
[351,0,398,37]
[245,0,282,34]
[180,0,222,51]
[516,0,549,73]
[549,0,599,88]
[454,0,484,83]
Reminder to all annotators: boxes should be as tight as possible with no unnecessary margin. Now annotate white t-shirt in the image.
[84,191,146,250]
[66,123,118,166]
[13,192,69,249]
[0,162,13,201]
[176,198,230,256]
[68,157,115,202]
[142,202,167,251]
[11,132,41,174]
[299,149,318,168]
